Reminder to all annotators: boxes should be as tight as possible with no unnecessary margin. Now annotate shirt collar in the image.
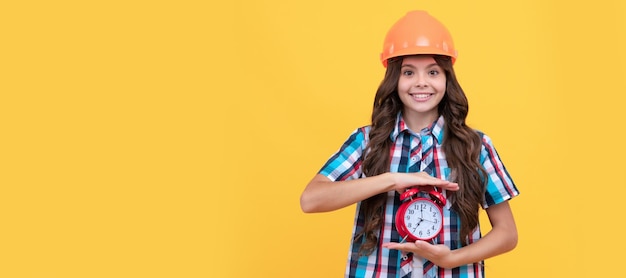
[390,112,445,143]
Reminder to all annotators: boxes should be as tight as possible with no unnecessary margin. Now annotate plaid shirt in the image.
[319,114,519,278]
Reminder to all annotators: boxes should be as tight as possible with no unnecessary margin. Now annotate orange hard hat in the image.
[380,10,457,67]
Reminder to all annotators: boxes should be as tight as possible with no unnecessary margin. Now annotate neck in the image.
[402,110,439,131]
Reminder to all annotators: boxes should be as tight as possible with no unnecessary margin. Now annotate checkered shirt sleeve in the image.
[479,133,520,208]
[319,127,367,182]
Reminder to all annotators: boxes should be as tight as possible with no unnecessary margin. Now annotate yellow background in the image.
[1,0,625,277]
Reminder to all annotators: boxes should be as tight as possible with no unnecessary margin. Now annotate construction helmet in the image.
[380,10,457,67]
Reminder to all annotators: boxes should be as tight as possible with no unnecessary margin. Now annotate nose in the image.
[414,73,428,87]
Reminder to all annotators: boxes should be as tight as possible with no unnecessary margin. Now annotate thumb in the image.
[414,240,432,251]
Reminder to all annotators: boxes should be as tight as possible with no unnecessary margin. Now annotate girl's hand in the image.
[391,172,459,194]
[382,240,457,269]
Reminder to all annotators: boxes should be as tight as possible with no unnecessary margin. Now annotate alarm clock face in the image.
[401,199,443,240]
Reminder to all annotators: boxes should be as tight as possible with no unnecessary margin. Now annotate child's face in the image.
[397,55,446,124]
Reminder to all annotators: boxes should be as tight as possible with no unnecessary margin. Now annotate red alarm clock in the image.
[395,186,446,242]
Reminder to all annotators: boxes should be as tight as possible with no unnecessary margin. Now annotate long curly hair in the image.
[355,55,488,255]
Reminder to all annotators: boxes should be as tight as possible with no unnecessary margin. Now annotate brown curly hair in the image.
[355,55,488,255]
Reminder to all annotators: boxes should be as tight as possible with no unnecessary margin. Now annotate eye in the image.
[428,70,440,76]
[403,70,414,76]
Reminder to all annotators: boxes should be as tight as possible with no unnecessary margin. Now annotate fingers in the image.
[437,181,459,191]
[382,240,429,253]
[392,172,459,191]
[381,242,417,253]
[415,176,459,191]
[420,173,459,191]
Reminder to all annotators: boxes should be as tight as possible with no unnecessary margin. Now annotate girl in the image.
[300,10,519,278]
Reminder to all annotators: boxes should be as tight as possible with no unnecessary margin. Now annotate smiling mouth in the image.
[410,93,433,100]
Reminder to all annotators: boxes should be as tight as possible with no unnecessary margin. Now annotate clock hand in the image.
[421,218,436,224]
[415,218,424,227]
[411,218,425,233]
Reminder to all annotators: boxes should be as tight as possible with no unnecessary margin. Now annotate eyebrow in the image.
[401,63,439,68]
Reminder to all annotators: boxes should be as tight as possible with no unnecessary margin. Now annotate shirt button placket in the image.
[409,134,420,170]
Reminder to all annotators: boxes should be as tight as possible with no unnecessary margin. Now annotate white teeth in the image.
[412,94,430,99]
